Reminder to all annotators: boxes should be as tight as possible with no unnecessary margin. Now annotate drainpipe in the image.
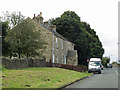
[52,32,55,66]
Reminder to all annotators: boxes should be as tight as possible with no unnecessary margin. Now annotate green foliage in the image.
[5,18,47,58]
[2,65,7,71]
[102,57,110,67]
[1,11,25,58]
[50,11,104,65]
[112,62,117,64]
[2,21,11,57]
[10,12,25,27]
[0,11,25,28]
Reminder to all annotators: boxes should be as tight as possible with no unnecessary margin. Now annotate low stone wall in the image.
[2,58,47,69]
[2,58,28,69]
[28,59,46,67]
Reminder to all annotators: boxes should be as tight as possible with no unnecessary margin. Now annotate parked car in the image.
[88,58,102,74]
[107,63,112,68]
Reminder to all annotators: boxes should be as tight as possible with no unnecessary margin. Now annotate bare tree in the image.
[1,11,25,28]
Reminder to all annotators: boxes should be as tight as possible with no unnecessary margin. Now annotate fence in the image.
[49,63,88,72]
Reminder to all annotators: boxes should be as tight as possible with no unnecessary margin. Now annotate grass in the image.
[2,67,92,88]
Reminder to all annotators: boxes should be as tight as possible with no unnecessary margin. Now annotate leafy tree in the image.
[50,11,104,65]
[102,57,110,67]
[112,62,117,64]
[0,11,25,28]
[1,11,25,58]
[1,21,11,57]
[81,22,104,58]
[5,18,47,59]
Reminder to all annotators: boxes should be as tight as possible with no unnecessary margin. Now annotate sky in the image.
[0,0,119,63]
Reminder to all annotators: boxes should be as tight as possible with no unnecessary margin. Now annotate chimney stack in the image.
[44,21,48,26]
[33,12,43,24]
[49,25,56,31]
[40,12,42,17]
[53,25,56,31]
[33,14,36,19]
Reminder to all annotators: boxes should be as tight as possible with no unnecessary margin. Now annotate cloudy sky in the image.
[0,0,119,63]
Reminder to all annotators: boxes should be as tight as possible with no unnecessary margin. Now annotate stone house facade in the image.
[24,12,78,66]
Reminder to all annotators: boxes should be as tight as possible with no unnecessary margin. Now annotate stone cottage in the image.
[32,12,78,66]
[21,12,78,66]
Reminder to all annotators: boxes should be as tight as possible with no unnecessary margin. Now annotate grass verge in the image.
[2,67,92,88]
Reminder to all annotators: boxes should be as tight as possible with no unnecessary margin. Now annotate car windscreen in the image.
[89,61,100,66]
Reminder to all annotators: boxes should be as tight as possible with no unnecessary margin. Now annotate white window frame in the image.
[61,39,63,49]
[56,56,58,63]
[56,37,58,48]
[62,56,64,64]
[52,33,55,63]
[64,55,66,64]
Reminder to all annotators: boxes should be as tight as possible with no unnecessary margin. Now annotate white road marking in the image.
[113,68,120,77]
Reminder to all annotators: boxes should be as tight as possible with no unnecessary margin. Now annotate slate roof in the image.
[38,23,75,46]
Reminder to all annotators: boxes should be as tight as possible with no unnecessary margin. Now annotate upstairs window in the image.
[56,37,58,48]
[61,39,63,49]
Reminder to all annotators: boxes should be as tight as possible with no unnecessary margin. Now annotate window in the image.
[52,54,55,63]
[62,56,64,64]
[52,34,55,63]
[61,40,63,49]
[89,61,100,66]
[69,43,71,49]
[56,56,58,63]
[56,38,58,48]
[64,56,66,64]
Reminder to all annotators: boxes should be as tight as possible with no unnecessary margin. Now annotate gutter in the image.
[58,74,93,90]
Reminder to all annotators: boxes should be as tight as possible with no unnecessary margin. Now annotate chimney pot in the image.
[40,12,42,17]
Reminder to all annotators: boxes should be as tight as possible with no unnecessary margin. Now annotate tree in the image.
[5,18,47,59]
[102,57,110,67]
[0,11,25,28]
[1,21,11,57]
[1,11,25,58]
[50,11,104,65]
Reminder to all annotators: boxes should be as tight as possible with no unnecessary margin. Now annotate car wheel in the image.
[98,71,101,74]
[88,71,91,73]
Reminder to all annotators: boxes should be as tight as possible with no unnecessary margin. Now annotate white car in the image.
[88,58,102,74]
[107,63,112,68]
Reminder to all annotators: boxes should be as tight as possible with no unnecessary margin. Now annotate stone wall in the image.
[31,20,53,62]
[2,58,28,69]
[38,25,52,62]
[2,58,47,69]
[28,59,46,67]
[53,35,75,65]
[24,17,77,66]
[66,50,78,66]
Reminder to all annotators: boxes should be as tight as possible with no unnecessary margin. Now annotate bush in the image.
[2,65,7,70]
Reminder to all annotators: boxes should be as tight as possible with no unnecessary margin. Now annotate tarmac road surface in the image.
[65,68,119,89]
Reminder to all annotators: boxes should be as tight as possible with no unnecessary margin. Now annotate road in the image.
[65,68,119,89]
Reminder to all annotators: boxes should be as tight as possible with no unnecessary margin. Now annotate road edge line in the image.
[113,68,120,76]
[58,74,93,90]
